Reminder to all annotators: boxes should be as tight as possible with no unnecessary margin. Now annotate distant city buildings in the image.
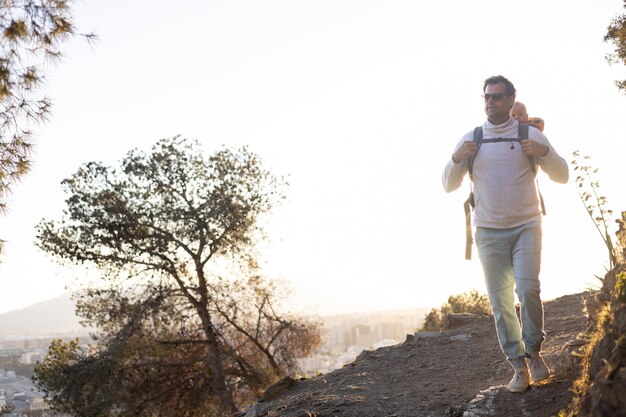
[297,308,428,375]
[0,337,90,417]
[21,351,43,365]
[0,369,16,381]
[0,347,21,358]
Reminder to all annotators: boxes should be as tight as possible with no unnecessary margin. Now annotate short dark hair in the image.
[483,75,516,96]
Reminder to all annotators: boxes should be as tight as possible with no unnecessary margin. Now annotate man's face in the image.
[484,82,515,124]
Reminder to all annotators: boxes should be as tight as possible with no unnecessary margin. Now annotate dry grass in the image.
[558,302,612,416]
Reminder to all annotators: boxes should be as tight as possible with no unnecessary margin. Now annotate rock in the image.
[446,313,488,329]
[356,350,381,361]
[415,331,441,338]
[261,376,298,402]
[267,409,284,417]
[330,398,351,407]
[355,350,370,361]
[463,385,502,416]
[244,402,274,417]
[286,409,315,417]
[445,406,465,416]
[449,333,471,342]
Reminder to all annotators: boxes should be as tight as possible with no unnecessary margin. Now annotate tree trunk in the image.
[197,307,237,415]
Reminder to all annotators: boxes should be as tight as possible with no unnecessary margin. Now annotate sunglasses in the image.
[482,93,509,102]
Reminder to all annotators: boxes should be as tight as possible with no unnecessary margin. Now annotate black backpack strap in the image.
[519,123,546,214]
[464,126,482,260]
[518,123,537,175]
[464,194,474,260]
[467,126,483,179]
[518,123,529,138]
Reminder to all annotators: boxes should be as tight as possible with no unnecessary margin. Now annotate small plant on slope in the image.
[571,151,617,271]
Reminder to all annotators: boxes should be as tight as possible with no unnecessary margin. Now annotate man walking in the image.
[442,75,568,392]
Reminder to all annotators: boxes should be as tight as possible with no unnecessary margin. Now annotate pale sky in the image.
[1,0,625,317]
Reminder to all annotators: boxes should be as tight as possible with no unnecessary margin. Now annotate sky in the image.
[1,0,625,317]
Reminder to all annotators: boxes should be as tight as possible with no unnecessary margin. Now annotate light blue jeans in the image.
[475,220,545,368]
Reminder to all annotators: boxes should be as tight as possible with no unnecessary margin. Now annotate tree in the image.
[0,403,15,416]
[33,339,119,417]
[605,0,626,92]
[420,289,491,331]
[35,137,321,416]
[0,1,94,221]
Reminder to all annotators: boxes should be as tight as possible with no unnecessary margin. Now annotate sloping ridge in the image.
[241,292,590,417]
[561,218,626,417]
[0,293,89,338]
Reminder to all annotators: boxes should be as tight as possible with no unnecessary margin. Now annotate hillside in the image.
[241,292,590,417]
[0,293,90,339]
[560,215,626,417]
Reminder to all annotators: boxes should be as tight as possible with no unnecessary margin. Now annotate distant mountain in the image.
[0,293,91,339]
[0,295,431,340]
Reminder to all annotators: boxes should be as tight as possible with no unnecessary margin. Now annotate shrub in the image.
[420,289,491,331]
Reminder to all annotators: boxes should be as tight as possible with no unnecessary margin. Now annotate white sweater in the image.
[442,118,569,229]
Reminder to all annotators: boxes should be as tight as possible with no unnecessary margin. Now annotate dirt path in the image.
[241,292,590,417]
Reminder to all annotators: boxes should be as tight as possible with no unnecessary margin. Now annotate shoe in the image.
[508,366,530,393]
[528,353,550,382]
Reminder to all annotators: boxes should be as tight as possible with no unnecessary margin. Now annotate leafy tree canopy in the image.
[35,137,321,416]
[605,0,626,92]
[0,0,94,250]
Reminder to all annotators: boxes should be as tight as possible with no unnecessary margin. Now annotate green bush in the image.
[420,289,491,331]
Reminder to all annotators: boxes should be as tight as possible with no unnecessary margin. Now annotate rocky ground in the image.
[240,292,591,417]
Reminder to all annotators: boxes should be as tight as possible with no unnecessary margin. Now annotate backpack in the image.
[463,123,545,260]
